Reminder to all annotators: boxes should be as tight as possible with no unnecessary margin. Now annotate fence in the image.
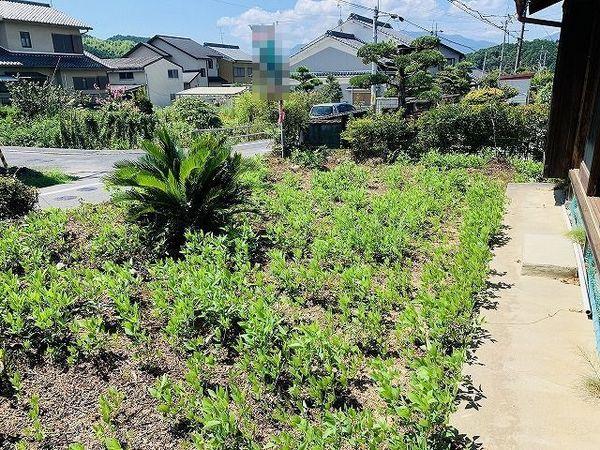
[195,125,272,144]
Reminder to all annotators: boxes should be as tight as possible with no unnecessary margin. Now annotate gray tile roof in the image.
[0,46,105,69]
[151,35,225,60]
[125,42,170,58]
[0,0,91,29]
[101,55,161,70]
[204,43,251,62]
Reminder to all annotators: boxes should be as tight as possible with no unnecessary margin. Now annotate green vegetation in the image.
[352,35,446,107]
[0,176,37,220]
[1,167,76,188]
[83,35,148,58]
[106,129,251,252]
[0,149,510,448]
[467,38,558,71]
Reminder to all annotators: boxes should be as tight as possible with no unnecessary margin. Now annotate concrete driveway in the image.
[3,140,273,209]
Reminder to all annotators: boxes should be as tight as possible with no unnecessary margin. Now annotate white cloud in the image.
[217,0,558,49]
[218,0,437,49]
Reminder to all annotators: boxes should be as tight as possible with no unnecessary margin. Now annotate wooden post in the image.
[0,148,7,170]
[278,99,285,158]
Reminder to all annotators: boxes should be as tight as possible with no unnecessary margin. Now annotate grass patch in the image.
[0,154,506,448]
[0,166,78,188]
[17,167,78,188]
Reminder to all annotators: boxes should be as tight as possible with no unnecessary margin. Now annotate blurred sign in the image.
[250,24,289,102]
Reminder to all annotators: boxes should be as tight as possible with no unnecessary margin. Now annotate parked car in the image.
[310,102,356,118]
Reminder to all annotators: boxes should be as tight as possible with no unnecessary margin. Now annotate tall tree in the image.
[319,75,343,102]
[436,60,474,98]
[291,67,322,93]
[350,36,446,109]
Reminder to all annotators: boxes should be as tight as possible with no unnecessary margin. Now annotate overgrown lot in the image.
[0,153,506,449]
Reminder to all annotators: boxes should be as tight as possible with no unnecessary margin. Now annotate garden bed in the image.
[0,154,507,449]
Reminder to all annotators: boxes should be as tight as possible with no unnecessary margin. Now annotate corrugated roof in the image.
[151,35,225,60]
[0,0,91,29]
[101,55,161,70]
[205,43,251,62]
[0,46,105,69]
[124,41,171,58]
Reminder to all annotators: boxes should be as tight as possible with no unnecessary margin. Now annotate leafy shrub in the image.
[0,115,61,147]
[58,106,156,150]
[417,102,549,159]
[341,110,416,162]
[8,79,84,119]
[0,176,37,220]
[461,87,509,105]
[219,91,277,127]
[163,97,222,129]
[106,128,251,252]
[290,145,330,169]
[510,157,544,182]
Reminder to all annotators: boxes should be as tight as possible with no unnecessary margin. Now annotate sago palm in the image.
[106,128,251,251]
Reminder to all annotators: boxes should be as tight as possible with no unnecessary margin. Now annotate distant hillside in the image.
[466,38,558,71]
[402,31,494,52]
[107,35,149,44]
[83,35,148,58]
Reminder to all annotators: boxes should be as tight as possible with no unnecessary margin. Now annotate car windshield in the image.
[311,105,334,116]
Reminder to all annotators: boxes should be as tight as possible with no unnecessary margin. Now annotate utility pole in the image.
[514,17,526,72]
[371,0,379,111]
[499,17,509,74]
[482,51,488,74]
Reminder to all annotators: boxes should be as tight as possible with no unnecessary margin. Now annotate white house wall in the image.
[107,70,146,86]
[290,37,367,72]
[145,58,184,107]
[0,22,82,53]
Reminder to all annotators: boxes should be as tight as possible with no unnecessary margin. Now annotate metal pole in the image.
[482,51,487,74]
[514,19,526,72]
[371,0,379,111]
[499,18,508,74]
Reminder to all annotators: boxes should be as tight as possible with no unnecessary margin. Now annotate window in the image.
[168,69,179,79]
[337,104,355,113]
[446,57,456,66]
[119,72,134,80]
[73,76,108,90]
[170,93,177,101]
[207,59,213,69]
[52,34,83,53]
[20,32,31,48]
[234,66,246,78]
[200,68,206,77]
[247,67,253,77]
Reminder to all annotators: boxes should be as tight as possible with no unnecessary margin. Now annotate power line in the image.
[443,0,519,39]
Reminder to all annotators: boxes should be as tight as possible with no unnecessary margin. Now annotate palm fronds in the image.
[105,128,251,251]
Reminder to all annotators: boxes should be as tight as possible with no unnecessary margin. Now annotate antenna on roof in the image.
[337,1,343,26]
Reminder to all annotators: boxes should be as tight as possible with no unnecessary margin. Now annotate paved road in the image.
[3,140,273,209]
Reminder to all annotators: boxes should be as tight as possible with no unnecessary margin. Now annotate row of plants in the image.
[0,127,508,448]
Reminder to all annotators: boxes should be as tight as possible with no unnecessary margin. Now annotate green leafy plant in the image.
[341,110,416,161]
[106,128,252,252]
[0,176,38,220]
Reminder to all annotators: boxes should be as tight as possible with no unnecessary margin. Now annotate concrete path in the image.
[3,140,273,209]
[451,183,600,449]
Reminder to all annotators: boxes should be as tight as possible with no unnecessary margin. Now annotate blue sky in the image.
[53,0,562,50]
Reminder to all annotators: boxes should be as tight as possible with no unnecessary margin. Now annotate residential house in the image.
[204,42,253,85]
[0,0,108,103]
[100,54,184,107]
[126,35,229,89]
[527,0,600,344]
[498,72,534,105]
[290,14,465,104]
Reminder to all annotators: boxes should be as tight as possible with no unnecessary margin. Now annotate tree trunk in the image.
[0,148,7,171]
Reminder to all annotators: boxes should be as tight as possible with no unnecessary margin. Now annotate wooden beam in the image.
[521,17,562,27]
[529,0,561,14]
[572,10,600,175]
[544,0,596,178]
